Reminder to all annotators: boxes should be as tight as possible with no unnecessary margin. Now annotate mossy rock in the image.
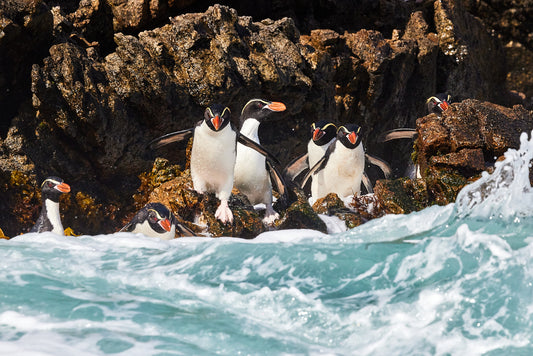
[312,193,346,215]
[275,192,327,233]
[425,167,468,205]
[374,177,429,214]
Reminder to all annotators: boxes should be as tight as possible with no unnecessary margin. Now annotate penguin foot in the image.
[215,200,233,224]
[262,206,279,225]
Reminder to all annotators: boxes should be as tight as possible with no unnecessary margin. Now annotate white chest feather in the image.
[190,123,236,198]
[45,199,64,235]
[312,143,366,199]
[234,119,271,204]
[308,138,335,168]
[131,220,176,240]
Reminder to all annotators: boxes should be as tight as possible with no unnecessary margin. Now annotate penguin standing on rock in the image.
[120,202,194,239]
[301,124,366,201]
[30,176,70,235]
[234,98,287,224]
[149,104,283,225]
[283,120,337,182]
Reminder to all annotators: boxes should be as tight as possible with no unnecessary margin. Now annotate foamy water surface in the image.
[2,132,533,355]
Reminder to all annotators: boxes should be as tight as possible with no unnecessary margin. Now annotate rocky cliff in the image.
[0,0,531,237]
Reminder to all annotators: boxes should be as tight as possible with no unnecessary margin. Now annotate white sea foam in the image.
[2,133,533,355]
[455,130,533,220]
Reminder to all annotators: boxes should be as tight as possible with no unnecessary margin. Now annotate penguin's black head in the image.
[337,124,362,149]
[311,120,337,146]
[426,94,450,114]
[144,202,175,233]
[240,99,286,125]
[204,104,232,132]
[41,176,70,202]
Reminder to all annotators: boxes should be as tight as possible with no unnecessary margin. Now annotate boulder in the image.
[416,99,533,177]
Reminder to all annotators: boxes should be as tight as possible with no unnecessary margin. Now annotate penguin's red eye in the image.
[47,182,54,188]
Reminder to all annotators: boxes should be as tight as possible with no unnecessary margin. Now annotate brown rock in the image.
[416,99,533,178]
[374,178,429,214]
[430,148,485,174]
[434,0,507,103]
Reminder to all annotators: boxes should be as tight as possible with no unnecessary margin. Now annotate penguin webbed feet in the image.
[215,199,234,224]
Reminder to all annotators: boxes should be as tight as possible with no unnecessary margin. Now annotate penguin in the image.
[30,176,71,235]
[301,124,366,201]
[285,121,390,194]
[234,98,287,224]
[120,202,194,239]
[149,104,284,225]
[283,120,337,182]
[375,94,451,179]
[426,93,451,115]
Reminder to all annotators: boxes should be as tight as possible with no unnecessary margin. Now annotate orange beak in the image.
[211,115,222,130]
[55,182,71,193]
[439,101,449,111]
[159,218,171,232]
[313,128,324,141]
[348,132,357,145]
[267,101,286,112]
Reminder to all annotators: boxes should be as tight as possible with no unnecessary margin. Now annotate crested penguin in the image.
[308,120,338,168]
[283,120,337,182]
[426,93,451,115]
[149,104,283,225]
[30,176,71,235]
[301,124,366,201]
[234,98,287,224]
[120,202,194,239]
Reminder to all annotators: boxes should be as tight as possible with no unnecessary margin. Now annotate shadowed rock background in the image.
[0,0,531,236]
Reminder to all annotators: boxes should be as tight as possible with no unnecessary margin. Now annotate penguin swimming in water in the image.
[120,202,194,239]
[234,98,287,224]
[149,104,283,225]
[30,176,71,235]
[284,120,337,182]
[301,124,367,201]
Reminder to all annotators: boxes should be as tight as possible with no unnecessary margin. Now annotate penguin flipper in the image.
[119,221,134,233]
[283,153,309,181]
[237,133,281,166]
[300,155,328,190]
[362,172,374,194]
[365,153,392,178]
[377,128,417,143]
[265,159,289,206]
[148,128,195,150]
[176,222,195,237]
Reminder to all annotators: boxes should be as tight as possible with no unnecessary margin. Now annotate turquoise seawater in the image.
[2,132,533,355]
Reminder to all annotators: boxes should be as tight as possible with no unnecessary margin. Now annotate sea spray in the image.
[454,130,533,221]
[2,133,533,355]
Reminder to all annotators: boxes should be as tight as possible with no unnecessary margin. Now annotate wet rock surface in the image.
[0,1,531,237]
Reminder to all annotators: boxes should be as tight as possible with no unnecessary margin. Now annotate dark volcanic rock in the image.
[0,1,531,236]
[0,0,54,136]
[416,99,533,177]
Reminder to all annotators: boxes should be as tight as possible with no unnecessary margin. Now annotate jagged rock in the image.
[416,99,533,177]
[274,188,327,233]
[377,99,533,213]
[374,178,429,214]
[311,193,364,229]
[0,1,532,235]
[434,0,507,103]
[505,42,533,106]
[0,0,54,135]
